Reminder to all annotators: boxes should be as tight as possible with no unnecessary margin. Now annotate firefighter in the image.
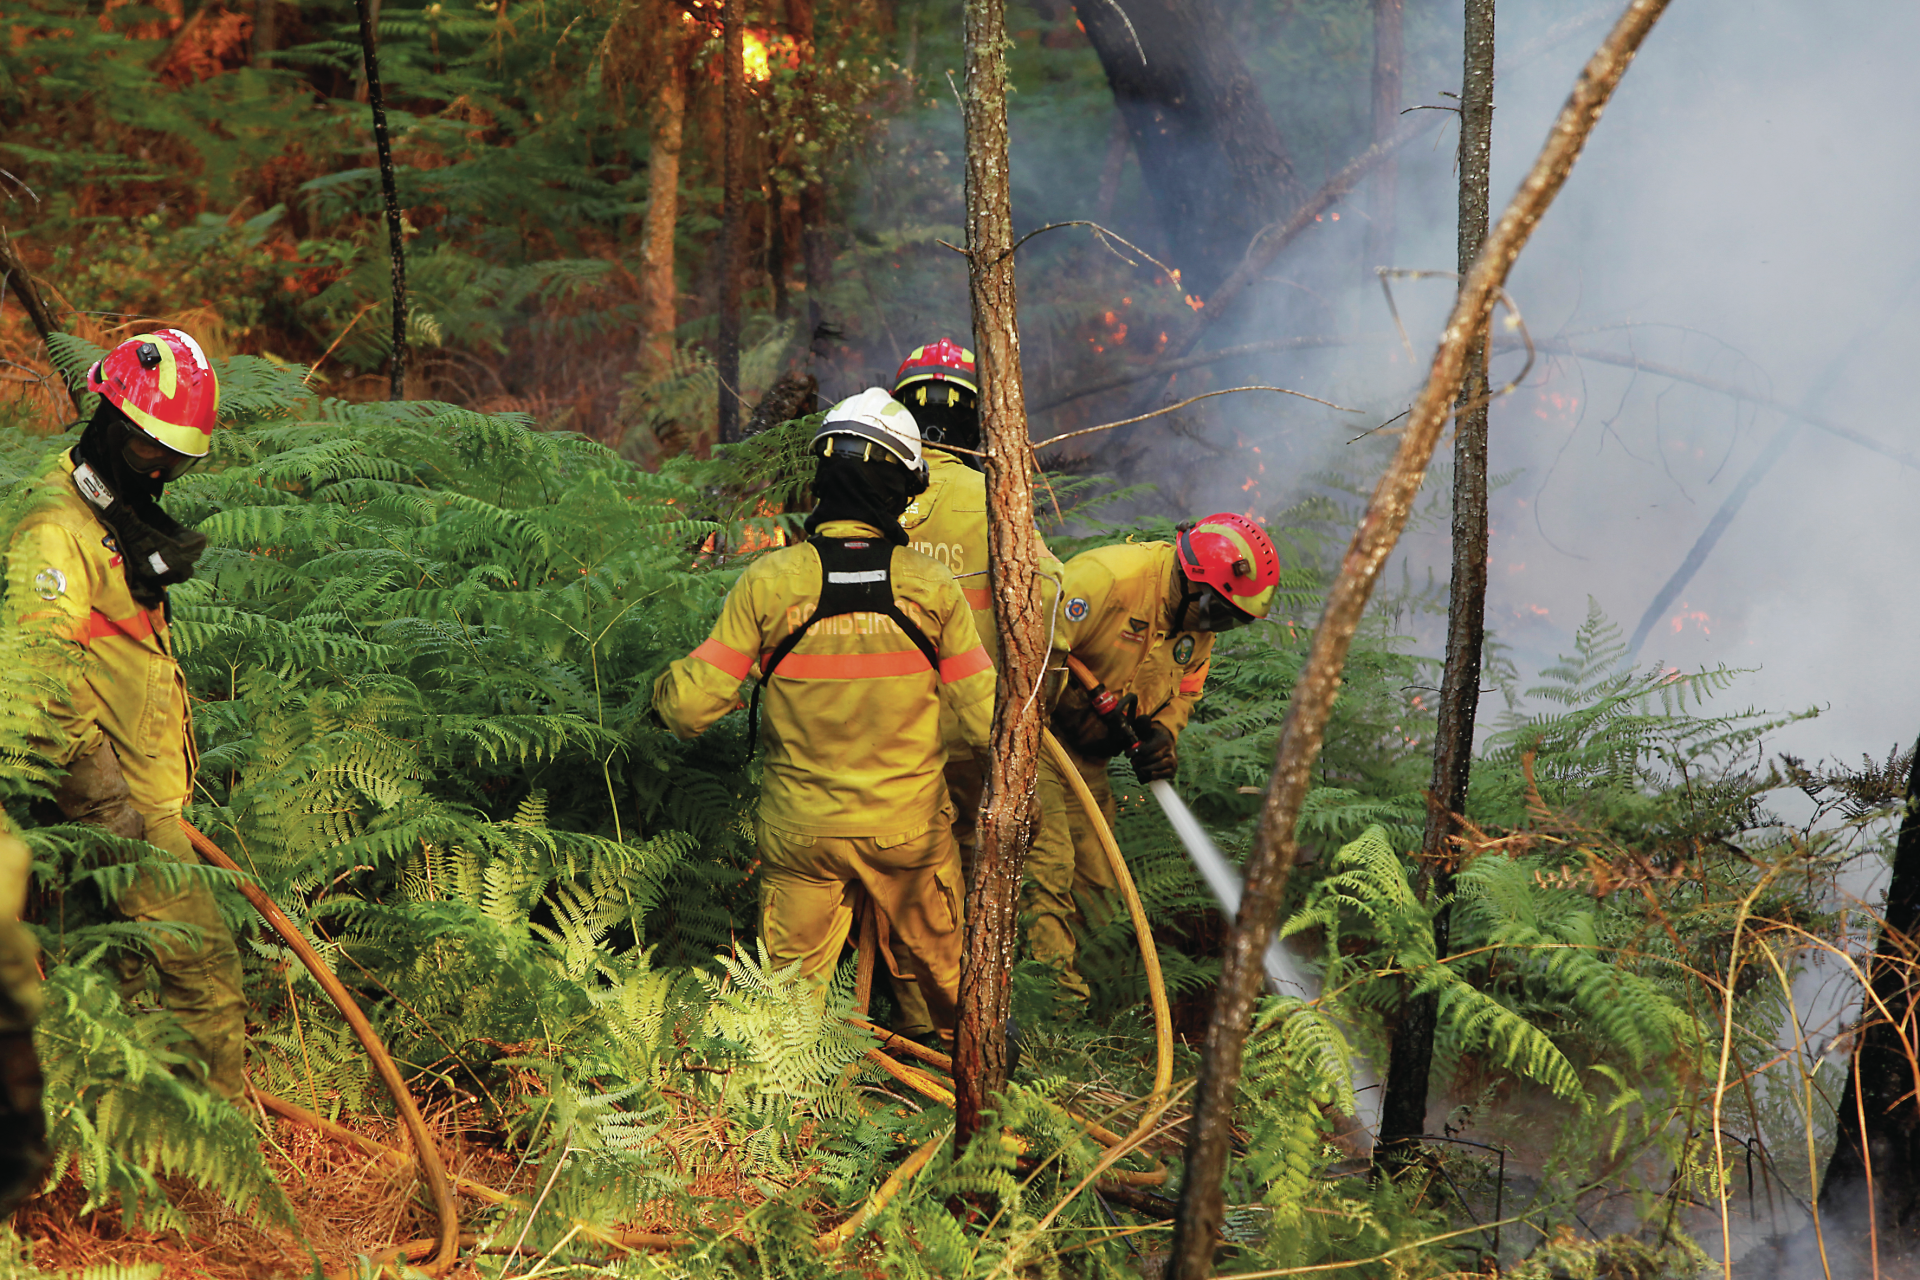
[1027,513,1281,1002]
[891,338,1063,1038]
[652,389,995,1036]
[893,337,1064,850]
[6,329,249,1100]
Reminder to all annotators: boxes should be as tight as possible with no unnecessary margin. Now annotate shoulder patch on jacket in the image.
[32,567,66,601]
[1173,635,1195,665]
[1064,596,1090,622]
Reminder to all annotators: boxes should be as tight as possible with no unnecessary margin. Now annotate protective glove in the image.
[1128,719,1177,783]
[1051,689,1139,759]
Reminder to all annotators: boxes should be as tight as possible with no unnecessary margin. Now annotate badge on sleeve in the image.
[1173,635,1195,665]
[32,567,66,601]
[1064,597,1090,622]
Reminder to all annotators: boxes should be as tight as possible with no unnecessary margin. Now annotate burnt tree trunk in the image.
[353,0,407,400]
[1376,0,1495,1175]
[954,0,1048,1149]
[1365,0,1404,274]
[1074,0,1300,301]
[715,0,746,444]
[1821,739,1920,1254]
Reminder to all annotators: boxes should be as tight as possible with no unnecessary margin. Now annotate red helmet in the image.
[87,328,220,462]
[1176,513,1281,620]
[893,338,979,397]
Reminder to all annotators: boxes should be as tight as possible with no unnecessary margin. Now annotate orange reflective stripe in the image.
[939,645,993,684]
[1179,671,1208,694]
[770,649,934,680]
[82,607,157,644]
[692,638,753,680]
[962,585,992,610]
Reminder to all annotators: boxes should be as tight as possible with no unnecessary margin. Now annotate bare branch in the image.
[1032,384,1361,452]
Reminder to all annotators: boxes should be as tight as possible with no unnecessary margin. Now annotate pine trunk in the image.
[641,38,687,373]
[1376,0,1495,1174]
[353,0,408,400]
[715,0,746,445]
[953,0,1047,1148]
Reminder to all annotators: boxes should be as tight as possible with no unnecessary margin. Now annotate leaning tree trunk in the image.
[1820,739,1920,1258]
[640,20,688,374]
[953,0,1049,1149]
[1364,0,1404,275]
[1165,3,1673,1274]
[353,0,407,400]
[1076,0,1301,302]
[714,0,746,445]
[1375,0,1495,1175]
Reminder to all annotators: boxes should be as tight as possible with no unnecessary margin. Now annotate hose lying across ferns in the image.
[179,819,462,1276]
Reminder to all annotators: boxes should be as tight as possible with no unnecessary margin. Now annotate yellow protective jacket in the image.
[1052,541,1213,740]
[899,449,1062,666]
[6,453,196,807]
[652,520,996,837]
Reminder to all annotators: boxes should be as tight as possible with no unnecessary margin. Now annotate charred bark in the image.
[1365,0,1404,274]
[1375,0,1495,1177]
[715,0,746,445]
[1166,3,1673,1274]
[954,0,1048,1149]
[1074,0,1300,301]
[1820,739,1920,1256]
[353,0,407,400]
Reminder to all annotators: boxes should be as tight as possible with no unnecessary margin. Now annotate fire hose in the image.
[178,819,462,1276]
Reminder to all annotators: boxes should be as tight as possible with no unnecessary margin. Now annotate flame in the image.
[743,29,770,80]
[1669,604,1711,636]
[1184,295,1205,312]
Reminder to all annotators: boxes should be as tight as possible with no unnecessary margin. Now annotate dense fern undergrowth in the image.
[0,342,1888,1277]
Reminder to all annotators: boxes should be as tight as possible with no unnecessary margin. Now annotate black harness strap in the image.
[746,537,940,760]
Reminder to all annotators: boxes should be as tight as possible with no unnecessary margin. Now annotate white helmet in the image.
[813,388,927,484]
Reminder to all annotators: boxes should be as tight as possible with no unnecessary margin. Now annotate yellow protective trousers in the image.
[757,817,966,1035]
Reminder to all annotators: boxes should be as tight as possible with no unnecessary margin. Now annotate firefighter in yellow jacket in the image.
[893,338,1064,857]
[653,389,995,1035]
[6,329,248,1099]
[1028,513,1281,1001]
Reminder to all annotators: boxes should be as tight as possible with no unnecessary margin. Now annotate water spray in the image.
[1062,655,1381,1130]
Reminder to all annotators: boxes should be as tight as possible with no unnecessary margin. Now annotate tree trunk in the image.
[715,0,746,445]
[641,30,687,374]
[1075,0,1301,301]
[353,0,407,400]
[1820,739,1920,1256]
[1364,0,1404,275]
[954,0,1047,1150]
[1376,0,1494,1177]
[1165,3,1673,1273]
[251,0,277,67]
[788,0,835,372]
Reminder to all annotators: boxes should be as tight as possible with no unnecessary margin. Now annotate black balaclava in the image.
[71,401,208,608]
[804,452,914,546]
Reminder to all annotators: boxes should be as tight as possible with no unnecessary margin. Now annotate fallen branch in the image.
[1166,2,1676,1275]
[1033,334,1386,414]
[0,227,79,411]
